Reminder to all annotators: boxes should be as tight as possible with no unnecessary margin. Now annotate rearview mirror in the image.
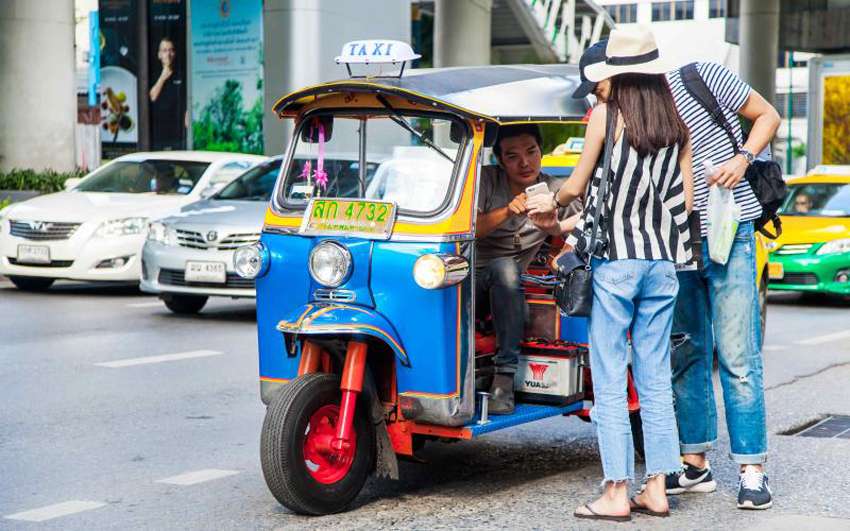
[64,178,82,191]
[300,115,334,143]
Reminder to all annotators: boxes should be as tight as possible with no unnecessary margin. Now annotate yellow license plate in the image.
[768,261,784,280]
[300,198,396,239]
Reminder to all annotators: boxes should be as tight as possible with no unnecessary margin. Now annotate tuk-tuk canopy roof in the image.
[273,64,590,123]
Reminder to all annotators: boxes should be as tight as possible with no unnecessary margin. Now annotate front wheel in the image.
[9,276,54,291]
[261,373,376,515]
[162,294,208,314]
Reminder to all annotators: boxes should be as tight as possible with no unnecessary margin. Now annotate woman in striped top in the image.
[530,28,694,521]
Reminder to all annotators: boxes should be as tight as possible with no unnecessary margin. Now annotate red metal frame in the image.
[334,341,368,451]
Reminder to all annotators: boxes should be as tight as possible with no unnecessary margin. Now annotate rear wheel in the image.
[261,373,375,515]
[162,294,208,314]
[630,410,645,462]
[9,276,54,291]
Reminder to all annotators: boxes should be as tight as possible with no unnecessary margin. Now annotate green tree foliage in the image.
[192,79,264,154]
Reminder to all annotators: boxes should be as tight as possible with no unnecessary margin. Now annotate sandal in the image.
[629,497,670,517]
[573,503,632,522]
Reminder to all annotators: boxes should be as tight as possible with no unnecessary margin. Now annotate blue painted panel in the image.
[371,241,470,398]
[466,401,584,437]
[256,232,313,381]
[560,314,589,344]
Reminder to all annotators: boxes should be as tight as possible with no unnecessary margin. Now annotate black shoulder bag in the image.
[679,63,787,239]
[554,103,617,317]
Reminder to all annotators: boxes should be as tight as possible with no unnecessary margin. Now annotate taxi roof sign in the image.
[335,40,420,65]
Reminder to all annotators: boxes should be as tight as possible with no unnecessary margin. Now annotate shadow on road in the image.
[768,290,850,308]
[0,280,143,297]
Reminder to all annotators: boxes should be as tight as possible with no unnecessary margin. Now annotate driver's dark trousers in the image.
[475,256,524,375]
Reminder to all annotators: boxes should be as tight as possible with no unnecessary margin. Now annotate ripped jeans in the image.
[589,258,682,483]
[672,221,767,464]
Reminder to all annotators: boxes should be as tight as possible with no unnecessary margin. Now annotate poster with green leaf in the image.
[190,0,264,154]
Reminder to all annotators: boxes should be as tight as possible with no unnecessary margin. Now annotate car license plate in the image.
[300,199,396,239]
[768,261,784,280]
[185,261,226,284]
[17,244,50,264]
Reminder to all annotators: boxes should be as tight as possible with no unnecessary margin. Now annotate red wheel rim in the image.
[302,404,356,484]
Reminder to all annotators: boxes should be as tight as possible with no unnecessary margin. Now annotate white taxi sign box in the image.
[336,40,421,78]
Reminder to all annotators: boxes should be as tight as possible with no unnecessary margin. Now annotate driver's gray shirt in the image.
[476,165,579,271]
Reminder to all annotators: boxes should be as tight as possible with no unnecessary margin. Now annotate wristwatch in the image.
[739,148,755,165]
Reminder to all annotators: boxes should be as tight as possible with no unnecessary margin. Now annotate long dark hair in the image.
[609,74,689,158]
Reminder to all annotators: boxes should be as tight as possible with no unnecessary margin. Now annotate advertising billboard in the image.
[808,55,850,168]
[99,0,140,157]
[148,0,188,150]
[190,0,264,154]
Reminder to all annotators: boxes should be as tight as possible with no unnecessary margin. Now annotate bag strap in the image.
[679,63,740,154]
[586,102,618,261]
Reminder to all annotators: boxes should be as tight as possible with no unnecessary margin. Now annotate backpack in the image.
[679,63,787,239]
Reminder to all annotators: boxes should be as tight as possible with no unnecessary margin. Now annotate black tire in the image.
[9,276,54,291]
[630,410,645,462]
[162,294,208,314]
[261,373,375,516]
[758,271,768,349]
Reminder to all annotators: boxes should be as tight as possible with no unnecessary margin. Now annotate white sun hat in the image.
[583,26,675,82]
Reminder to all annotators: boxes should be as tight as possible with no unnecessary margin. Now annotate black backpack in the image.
[679,63,787,239]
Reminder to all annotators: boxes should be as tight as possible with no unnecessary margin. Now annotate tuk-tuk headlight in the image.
[234,242,270,279]
[413,254,469,289]
[309,241,352,288]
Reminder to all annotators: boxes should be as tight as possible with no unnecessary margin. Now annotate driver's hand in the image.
[527,191,557,215]
[529,210,558,233]
[508,193,528,216]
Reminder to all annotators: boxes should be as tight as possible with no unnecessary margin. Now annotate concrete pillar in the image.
[434,0,492,67]
[262,0,412,156]
[738,0,779,104]
[0,0,76,172]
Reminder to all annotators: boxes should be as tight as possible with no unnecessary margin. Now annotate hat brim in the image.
[583,56,675,83]
[571,79,597,99]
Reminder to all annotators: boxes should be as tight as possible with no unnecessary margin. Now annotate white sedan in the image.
[0,151,267,290]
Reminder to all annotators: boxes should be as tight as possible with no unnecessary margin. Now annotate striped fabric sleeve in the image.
[699,62,751,113]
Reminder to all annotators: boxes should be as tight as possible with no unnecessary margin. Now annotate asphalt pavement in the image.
[2,280,850,530]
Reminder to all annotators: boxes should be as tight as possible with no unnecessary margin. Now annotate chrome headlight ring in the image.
[308,241,352,288]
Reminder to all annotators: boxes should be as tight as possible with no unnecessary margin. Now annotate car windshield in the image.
[279,111,465,215]
[216,159,282,201]
[779,183,850,217]
[76,160,210,195]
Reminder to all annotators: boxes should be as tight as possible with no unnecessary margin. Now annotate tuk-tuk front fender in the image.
[277,303,409,367]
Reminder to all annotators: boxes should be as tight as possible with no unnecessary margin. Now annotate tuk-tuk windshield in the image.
[279,111,466,216]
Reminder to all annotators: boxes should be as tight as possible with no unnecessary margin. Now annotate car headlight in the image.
[96,217,148,238]
[146,221,177,245]
[308,241,352,288]
[413,254,469,289]
[234,242,270,279]
[817,238,850,255]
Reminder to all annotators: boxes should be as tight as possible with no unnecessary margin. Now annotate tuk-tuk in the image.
[234,40,642,515]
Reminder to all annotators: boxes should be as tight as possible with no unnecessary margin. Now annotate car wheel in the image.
[9,276,54,291]
[162,294,208,314]
[759,271,768,349]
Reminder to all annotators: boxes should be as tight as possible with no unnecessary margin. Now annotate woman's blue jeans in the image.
[589,258,682,483]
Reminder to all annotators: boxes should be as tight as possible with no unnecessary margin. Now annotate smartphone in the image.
[525,182,549,197]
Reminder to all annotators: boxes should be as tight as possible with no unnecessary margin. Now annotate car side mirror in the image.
[64,178,82,191]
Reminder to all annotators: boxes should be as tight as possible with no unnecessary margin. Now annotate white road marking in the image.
[155,468,240,486]
[95,350,223,368]
[763,345,789,352]
[795,330,850,346]
[126,301,163,308]
[4,501,106,522]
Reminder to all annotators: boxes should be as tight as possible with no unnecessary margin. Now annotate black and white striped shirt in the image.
[666,62,762,236]
[567,126,691,263]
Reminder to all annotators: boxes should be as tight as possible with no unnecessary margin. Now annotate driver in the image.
[476,124,582,414]
[793,192,812,213]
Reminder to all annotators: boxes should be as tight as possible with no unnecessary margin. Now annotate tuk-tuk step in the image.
[465,401,584,437]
